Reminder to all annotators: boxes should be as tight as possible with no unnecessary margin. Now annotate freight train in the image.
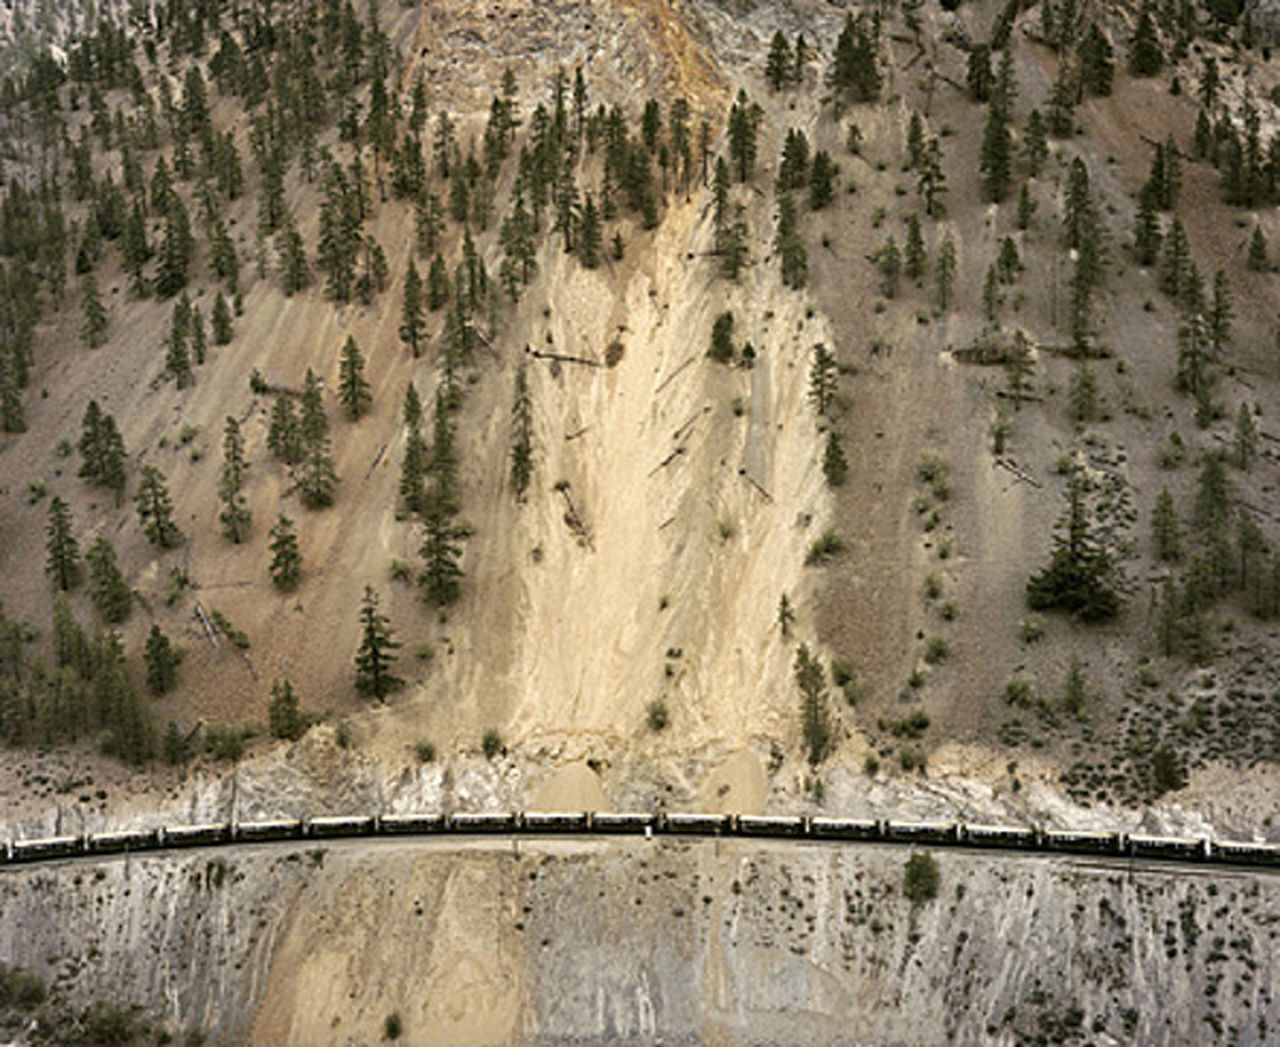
[1,814,1276,868]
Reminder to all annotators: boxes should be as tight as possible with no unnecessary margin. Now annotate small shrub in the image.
[1019,615,1044,643]
[204,723,251,762]
[863,755,880,776]
[414,741,436,763]
[385,1012,403,1040]
[1004,678,1034,709]
[903,852,940,903]
[923,574,942,601]
[939,600,957,621]
[923,636,950,664]
[805,529,846,565]
[647,699,670,731]
[482,728,503,758]
[335,722,352,749]
[916,454,950,501]
[0,963,46,1009]
[389,559,413,583]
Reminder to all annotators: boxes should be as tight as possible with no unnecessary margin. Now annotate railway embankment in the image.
[1,835,1277,1044]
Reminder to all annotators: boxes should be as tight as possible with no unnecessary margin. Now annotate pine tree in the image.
[906,110,925,170]
[936,233,957,310]
[354,586,402,699]
[1248,225,1269,272]
[1132,181,1162,266]
[165,310,192,389]
[144,624,179,695]
[709,311,735,363]
[996,237,1021,283]
[916,138,948,217]
[777,129,811,193]
[727,89,763,182]
[0,350,25,434]
[1047,62,1077,137]
[778,593,795,637]
[1234,402,1258,471]
[1026,472,1123,621]
[269,678,306,740]
[774,192,807,290]
[77,404,128,503]
[830,13,881,103]
[766,31,793,91]
[1016,184,1037,231]
[1160,218,1193,301]
[122,201,150,296]
[45,497,81,592]
[420,501,465,607]
[1078,24,1114,96]
[794,643,832,765]
[984,264,1003,325]
[154,193,193,298]
[904,214,927,281]
[962,44,993,103]
[1151,487,1182,562]
[190,307,206,366]
[80,273,108,348]
[1129,6,1164,76]
[298,429,339,509]
[823,430,848,487]
[1004,333,1035,408]
[86,536,132,622]
[808,344,839,418]
[212,292,233,345]
[94,630,155,765]
[135,465,182,547]
[578,193,602,269]
[338,336,372,420]
[1023,110,1048,176]
[510,363,534,500]
[808,151,838,210]
[877,236,902,298]
[277,213,311,294]
[427,253,451,310]
[1209,269,1233,356]
[268,394,303,464]
[268,514,301,589]
[219,416,251,543]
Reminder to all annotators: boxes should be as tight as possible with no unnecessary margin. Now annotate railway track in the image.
[2,812,1278,871]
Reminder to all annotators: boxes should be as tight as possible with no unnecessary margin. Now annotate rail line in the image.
[2,812,1278,871]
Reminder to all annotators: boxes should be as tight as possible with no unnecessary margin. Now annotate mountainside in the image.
[1,0,1280,1037]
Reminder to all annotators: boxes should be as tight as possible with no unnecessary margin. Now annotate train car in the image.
[959,823,1041,850]
[306,815,378,839]
[160,823,233,848]
[810,816,883,841]
[885,820,961,845]
[11,835,84,862]
[1128,834,1211,862]
[589,812,654,835]
[659,812,733,835]
[0,839,11,865]
[87,828,163,855]
[736,815,808,838]
[1210,839,1280,868]
[378,813,447,835]
[233,819,305,843]
[449,811,520,833]
[521,811,591,833]
[1041,829,1126,855]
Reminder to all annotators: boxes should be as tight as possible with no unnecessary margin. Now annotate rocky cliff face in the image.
[1,837,1277,1044]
